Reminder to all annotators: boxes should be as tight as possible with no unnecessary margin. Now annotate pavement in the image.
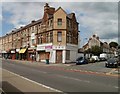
[1,68,61,93]
[1,58,119,77]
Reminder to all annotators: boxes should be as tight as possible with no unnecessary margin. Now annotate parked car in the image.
[76,57,88,65]
[114,56,120,66]
[88,58,95,63]
[105,58,118,68]
[91,56,100,62]
[99,53,107,61]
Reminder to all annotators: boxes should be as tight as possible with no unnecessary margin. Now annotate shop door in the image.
[56,50,62,63]
[39,51,46,61]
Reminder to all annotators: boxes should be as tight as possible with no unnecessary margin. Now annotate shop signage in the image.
[11,51,15,53]
[37,45,45,51]
[53,46,66,50]
[45,45,52,49]
[16,49,20,52]
[2,51,7,53]
[45,45,52,52]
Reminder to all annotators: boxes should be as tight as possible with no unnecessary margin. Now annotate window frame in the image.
[57,31,62,42]
[57,18,62,26]
[66,50,70,60]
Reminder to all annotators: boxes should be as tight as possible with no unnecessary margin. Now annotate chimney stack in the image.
[44,3,50,13]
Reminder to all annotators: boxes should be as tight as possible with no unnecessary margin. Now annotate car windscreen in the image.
[76,57,83,61]
[107,58,115,63]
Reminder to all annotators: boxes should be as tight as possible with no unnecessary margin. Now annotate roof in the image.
[67,13,74,19]
[25,19,42,28]
[54,7,67,15]
[83,43,88,48]
[48,14,53,19]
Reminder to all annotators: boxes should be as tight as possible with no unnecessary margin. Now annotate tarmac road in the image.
[1,59,119,93]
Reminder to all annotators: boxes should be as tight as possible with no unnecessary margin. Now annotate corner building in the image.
[36,3,79,63]
[1,3,79,63]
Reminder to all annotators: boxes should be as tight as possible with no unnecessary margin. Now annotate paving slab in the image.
[2,68,59,93]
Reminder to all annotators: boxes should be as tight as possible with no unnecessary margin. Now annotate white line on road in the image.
[2,69,64,93]
[56,74,90,83]
[114,86,119,89]
[30,68,48,74]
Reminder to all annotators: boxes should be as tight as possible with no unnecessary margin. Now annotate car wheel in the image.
[105,64,107,67]
[115,64,118,68]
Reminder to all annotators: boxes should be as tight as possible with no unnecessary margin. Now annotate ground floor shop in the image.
[1,44,78,64]
[36,43,78,63]
[19,48,27,60]
[27,48,36,61]
[1,50,16,60]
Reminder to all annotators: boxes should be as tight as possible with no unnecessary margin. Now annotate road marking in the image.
[2,69,63,93]
[56,74,90,83]
[114,86,119,89]
[0,88,6,94]
[30,68,48,74]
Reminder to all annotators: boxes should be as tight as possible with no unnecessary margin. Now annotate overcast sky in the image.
[0,0,118,47]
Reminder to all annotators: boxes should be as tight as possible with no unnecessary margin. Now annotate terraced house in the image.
[1,3,79,63]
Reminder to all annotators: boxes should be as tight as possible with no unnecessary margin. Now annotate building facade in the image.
[1,3,79,63]
[82,34,115,57]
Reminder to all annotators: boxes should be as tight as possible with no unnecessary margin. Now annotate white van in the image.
[91,56,100,62]
[99,53,107,61]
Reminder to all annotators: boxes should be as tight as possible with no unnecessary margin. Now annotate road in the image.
[66,61,119,74]
[1,59,119,93]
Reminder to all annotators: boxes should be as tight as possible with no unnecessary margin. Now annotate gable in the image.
[54,7,67,16]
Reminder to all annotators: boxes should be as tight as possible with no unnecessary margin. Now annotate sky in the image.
[1,0,119,47]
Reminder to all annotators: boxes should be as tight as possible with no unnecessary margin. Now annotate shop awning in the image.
[2,51,7,53]
[19,49,27,53]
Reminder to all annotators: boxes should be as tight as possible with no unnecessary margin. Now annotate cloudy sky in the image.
[1,0,118,47]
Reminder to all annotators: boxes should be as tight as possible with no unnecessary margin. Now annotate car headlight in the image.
[80,60,84,62]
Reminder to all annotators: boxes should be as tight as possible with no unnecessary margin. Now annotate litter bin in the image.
[46,59,49,64]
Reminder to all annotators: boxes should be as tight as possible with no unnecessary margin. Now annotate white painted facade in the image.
[66,44,78,63]
[36,43,78,63]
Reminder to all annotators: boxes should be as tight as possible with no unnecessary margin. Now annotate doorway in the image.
[56,50,62,63]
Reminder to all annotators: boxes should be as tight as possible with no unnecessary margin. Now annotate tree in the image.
[91,46,103,56]
[84,48,91,54]
[109,42,118,48]
[118,45,120,49]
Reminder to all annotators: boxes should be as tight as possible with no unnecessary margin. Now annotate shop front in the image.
[36,44,52,63]
[19,48,27,60]
[16,49,20,60]
[10,49,16,60]
[2,50,7,59]
[27,48,36,61]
